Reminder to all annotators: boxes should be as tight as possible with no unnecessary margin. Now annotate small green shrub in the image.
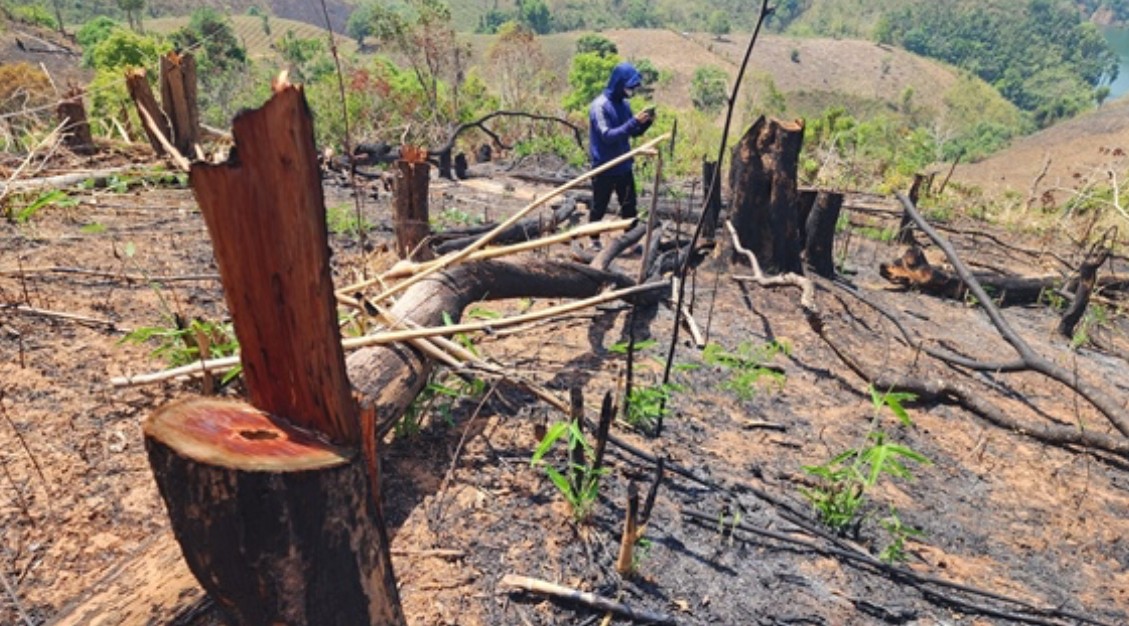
[801,385,930,549]
[530,420,607,522]
[702,340,789,402]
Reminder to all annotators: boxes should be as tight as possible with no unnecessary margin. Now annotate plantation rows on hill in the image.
[146,14,357,60]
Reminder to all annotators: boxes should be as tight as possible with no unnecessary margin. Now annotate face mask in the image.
[624,87,635,98]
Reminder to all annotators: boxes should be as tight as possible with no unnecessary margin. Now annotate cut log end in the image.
[143,398,351,472]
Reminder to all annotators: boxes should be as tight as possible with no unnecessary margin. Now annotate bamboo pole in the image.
[111,281,665,387]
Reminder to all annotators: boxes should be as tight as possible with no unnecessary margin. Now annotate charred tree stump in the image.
[393,153,434,261]
[55,88,94,153]
[454,152,468,179]
[144,81,404,625]
[895,174,927,245]
[125,68,170,155]
[437,149,453,179]
[803,191,843,278]
[728,116,805,274]
[159,51,200,156]
[145,400,400,626]
[701,160,722,241]
[1058,251,1109,339]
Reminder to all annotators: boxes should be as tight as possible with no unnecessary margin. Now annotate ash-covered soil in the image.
[2,155,1128,626]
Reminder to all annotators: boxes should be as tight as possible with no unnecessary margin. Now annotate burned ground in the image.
[2,151,1128,626]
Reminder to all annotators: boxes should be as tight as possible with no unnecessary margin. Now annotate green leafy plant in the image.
[801,386,930,542]
[609,338,659,354]
[878,508,923,564]
[702,340,789,401]
[123,316,241,384]
[326,203,372,236]
[4,189,78,223]
[624,382,681,431]
[434,206,482,229]
[530,420,607,522]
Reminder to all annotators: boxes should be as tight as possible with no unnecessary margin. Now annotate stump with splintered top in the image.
[393,146,434,261]
[142,79,404,625]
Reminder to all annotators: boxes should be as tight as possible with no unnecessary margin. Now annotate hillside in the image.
[145,14,358,60]
[952,96,1129,202]
[472,29,1022,138]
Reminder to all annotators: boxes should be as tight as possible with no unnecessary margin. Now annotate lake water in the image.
[1103,26,1129,99]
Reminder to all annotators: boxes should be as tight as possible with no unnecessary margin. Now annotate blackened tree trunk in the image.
[56,88,93,153]
[803,191,843,278]
[728,116,806,274]
[701,160,722,241]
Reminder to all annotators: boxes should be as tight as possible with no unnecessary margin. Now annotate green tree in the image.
[519,0,551,35]
[691,66,727,113]
[488,21,549,108]
[563,51,619,112]
[169,8,246,75]
[77,16,123,67]
[707,11,730,40]
[633,58,659,87]
[626,0,658,28]
[346,2,376,45]
[116,0,145,33]
[476,9,511,34]
[1095,85,1112,108]
[88,28,165,70]
[369,0,472,132]
[575,33,617,57]
[277,30,332,82]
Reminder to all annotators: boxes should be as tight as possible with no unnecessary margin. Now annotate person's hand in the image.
[635,109,654,124]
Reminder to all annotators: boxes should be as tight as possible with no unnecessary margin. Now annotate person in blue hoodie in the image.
[587,62,654,248]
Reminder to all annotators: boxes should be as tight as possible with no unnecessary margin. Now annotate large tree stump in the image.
[56,88,93,153]
[393,151,433,261]
[159,51,200,156]
[728,116,805,274]
[144,399,400,626]
[145,81,404,625]
[125,68,170,155]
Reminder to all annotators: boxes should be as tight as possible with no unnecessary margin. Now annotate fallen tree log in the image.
[879,246,1059,306]
[347,258,659,422]
[894,191,1129,439]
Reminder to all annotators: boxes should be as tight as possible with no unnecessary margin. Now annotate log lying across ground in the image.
[880,246,1059,306]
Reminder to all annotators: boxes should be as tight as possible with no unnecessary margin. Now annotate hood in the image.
[604,62,643,101]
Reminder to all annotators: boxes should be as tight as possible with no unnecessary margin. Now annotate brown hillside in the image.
[482,29,1019,131]
[952,96,1129,202]
[146,0,354,32]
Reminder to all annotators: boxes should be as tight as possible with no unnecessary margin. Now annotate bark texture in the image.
[728,116,806,274]
[144,399,403,626]
[190,84,357,444]
[125,68,169,154]
[159,51,200,156]
[393,159,433,261]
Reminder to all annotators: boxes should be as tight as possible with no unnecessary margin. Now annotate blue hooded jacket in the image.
[588,62,652,177]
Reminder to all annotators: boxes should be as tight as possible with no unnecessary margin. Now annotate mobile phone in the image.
[643,105,656,115]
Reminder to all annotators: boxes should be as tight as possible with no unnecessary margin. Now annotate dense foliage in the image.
[877,0,1118,126]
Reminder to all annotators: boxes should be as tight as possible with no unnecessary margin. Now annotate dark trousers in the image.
[590,173,637,224]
